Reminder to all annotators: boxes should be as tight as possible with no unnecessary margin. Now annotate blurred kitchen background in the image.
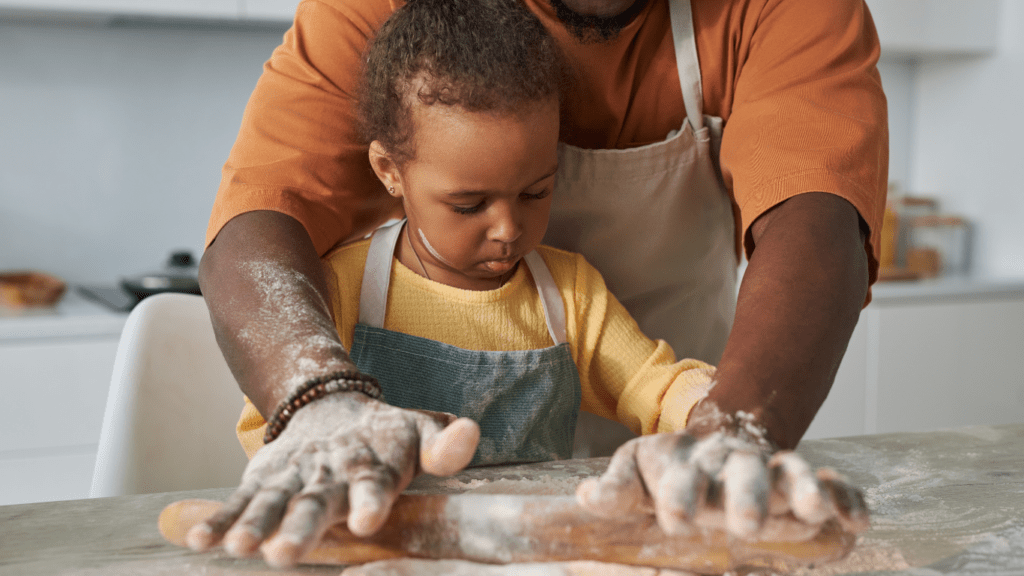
[1,0,1022,505]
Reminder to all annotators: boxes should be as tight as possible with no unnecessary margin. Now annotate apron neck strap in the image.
[669,0,705,131]
[357,219,567,345]
[357,219,404,330]
[522,251,567,345]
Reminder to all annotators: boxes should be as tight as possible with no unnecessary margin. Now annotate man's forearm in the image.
[198,210,355,417]
[695,192,869,449]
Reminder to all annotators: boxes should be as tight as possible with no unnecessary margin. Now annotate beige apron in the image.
[544,0,738,453]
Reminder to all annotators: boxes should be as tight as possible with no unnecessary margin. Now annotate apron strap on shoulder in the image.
[358,219,405,328]
[669,0,705,132]
[523,251,567,346]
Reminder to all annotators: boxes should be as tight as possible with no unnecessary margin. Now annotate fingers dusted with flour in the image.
[261,479,349,565]
[577,404,870,542]
[224,466,304,556]
[576,438,652,519]
[817,467,871,532]
[720,450,769,537]
[768,450,829,523]
[186,392,478,568]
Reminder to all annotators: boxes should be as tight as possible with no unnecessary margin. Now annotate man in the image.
[193,0,885,567]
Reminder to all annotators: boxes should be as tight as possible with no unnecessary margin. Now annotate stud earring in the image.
[388,186,396,195]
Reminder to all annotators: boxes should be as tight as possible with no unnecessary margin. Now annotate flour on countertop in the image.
[954,425,1005,443]
[933,524,1024,574]
[418,459,608,496]
[340,558,696,575]
[433,475,581,496]
[792,537,911,575]
[468,477,582,495]
[793,430,1024,573]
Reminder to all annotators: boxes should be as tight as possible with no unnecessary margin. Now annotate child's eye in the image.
[522,189,551,201]
[452,201,484,215]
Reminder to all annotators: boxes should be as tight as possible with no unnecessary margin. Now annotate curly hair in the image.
[359,0,564,166]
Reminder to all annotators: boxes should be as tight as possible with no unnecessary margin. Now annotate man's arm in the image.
[694,191,869,449]
[578,191,871,538]
[194,211,479,567]
[198,210,353,416]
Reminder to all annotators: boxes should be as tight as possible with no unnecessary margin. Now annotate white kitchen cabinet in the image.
[0,339,117,454]
[873,297,1024,434]
[804,279,1024,440]
[803,318,870,440]
[866,0,1001,58]
[0,451,98,505]
[242,0,298,22]
[0,292,127,506]
[0,0,240,20]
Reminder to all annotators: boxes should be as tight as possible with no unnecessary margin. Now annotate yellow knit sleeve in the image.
[236,396,266,460]
[548,248,716,436]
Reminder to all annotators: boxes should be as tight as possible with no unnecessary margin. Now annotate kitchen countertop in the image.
[0,289,127,342]
[1,423,1022,575]
[871,275,1024,305]
[4,275,1020,341]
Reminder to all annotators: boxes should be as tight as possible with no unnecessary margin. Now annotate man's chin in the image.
[547,0,650,43]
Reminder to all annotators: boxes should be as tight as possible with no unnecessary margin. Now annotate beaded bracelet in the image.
[263,370,383,444]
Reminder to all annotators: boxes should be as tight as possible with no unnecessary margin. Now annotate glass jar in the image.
[907,216,971,278]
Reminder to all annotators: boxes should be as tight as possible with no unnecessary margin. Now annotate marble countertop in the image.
[1,424,1022,575]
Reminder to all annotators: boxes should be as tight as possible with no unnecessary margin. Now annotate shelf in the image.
[0,0,298,24]
[241,0,297,22]
[0,0,239,21]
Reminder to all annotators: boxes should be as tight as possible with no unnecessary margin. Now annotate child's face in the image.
[372,98,560,290]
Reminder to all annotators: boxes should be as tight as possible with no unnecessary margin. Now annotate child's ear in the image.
[368,141,403,198]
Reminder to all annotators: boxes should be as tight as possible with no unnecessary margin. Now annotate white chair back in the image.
[89,293,248,497]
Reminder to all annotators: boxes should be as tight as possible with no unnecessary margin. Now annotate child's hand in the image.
[576,414,869,541]
[184,392,480,568]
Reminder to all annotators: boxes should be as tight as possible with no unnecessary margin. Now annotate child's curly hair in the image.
[359,0,564,166]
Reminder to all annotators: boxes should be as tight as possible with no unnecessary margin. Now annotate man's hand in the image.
[577,406,868,541]
[574,194,872,541]
[185,393,480,568]
[197,212,482,567]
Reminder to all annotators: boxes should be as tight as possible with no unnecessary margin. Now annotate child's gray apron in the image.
[545,0,737,366]
[349,220,581,467]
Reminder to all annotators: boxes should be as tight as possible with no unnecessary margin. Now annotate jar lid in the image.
[909,215,966,227]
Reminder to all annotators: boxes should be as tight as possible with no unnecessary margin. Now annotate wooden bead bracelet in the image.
[263,370,383,444]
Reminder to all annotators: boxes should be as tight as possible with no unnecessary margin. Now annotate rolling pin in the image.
[160,494,854,572]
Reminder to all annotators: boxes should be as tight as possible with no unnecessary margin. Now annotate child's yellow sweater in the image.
[237,241,714,458]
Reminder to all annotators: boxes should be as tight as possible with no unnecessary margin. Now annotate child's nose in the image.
[487,204,523,244]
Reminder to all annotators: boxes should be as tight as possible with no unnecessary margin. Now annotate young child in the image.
[236,0,716,465]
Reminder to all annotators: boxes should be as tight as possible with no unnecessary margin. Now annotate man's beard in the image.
[547,0,651,43]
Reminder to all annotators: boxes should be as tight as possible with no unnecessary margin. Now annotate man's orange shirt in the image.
[207,0,888,282]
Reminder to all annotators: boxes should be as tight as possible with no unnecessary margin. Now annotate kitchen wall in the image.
[877,59,912,189]
[0,11,959,285]
[906,0,1024,279]
[0,18,287,284]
